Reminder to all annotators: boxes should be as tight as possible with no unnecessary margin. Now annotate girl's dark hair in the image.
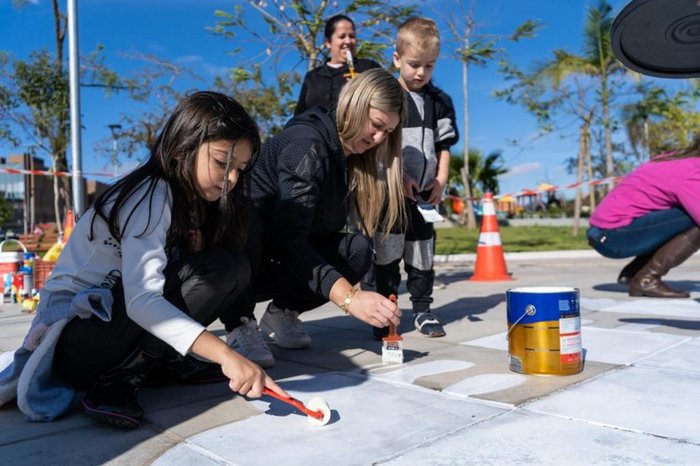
[324,14,355,40]
[91,91,261,252]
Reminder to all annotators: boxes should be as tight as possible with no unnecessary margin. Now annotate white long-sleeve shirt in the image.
[45,180,205,355]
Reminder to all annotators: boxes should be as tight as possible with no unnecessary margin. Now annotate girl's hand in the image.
[190,331,288,399]
[220,351,288,399]
[347,290,401,328]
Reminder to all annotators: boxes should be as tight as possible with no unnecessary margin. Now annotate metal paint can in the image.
[506,287,582,375]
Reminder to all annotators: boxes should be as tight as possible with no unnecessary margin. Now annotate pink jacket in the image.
[590,155,700,229]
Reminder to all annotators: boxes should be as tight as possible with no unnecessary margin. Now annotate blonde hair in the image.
[396,17,440,56]
[336,68,407,237]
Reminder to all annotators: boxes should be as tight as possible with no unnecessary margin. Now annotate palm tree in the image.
[537,1,625,187]
[448,148,508,200]
[620,83,669,161]
[442,0,538,228]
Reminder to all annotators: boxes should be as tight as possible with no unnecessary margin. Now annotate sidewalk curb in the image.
[434,249,600,265]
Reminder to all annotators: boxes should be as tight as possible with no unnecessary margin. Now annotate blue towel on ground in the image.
[0,288,113,421]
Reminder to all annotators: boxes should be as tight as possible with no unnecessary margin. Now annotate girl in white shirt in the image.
[42,91,287,428]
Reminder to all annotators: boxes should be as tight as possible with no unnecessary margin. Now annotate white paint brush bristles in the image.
[382,324,404,365]
[382,295,404,365]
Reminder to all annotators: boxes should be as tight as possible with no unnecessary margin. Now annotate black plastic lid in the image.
[612,0,700,78]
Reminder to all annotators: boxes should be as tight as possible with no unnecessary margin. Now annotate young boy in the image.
[373,17,459,339]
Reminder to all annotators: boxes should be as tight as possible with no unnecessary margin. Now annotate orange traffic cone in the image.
[470,193,512,281]
[63,209,75,243]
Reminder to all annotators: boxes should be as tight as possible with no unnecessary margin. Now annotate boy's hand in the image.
[403,175,419,201]
[424,178,446,205]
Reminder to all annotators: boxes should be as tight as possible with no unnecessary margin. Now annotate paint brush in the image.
[345,49,356,78]
[382,294,404,365]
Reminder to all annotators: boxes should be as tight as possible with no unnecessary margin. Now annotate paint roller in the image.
[262,387,331,426]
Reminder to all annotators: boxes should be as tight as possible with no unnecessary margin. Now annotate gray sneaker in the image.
[226,317,275,368]
[259,303,312,349]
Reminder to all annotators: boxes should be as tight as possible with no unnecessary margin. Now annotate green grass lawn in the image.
[435,226,592,255]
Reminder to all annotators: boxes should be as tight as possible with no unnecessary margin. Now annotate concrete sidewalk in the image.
[1,252,699,465]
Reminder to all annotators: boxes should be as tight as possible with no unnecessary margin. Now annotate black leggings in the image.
[53,247,249,390]
[221,212,372,331]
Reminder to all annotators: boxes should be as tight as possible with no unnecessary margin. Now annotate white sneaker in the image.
[259,303,312,349]
[226,317,275,368]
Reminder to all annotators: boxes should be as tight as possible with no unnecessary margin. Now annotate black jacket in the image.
[294,58,382,115]
[251,108,349,297]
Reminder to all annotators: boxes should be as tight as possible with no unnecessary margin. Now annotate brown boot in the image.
[617,254,651,285]
[629,226,700,298]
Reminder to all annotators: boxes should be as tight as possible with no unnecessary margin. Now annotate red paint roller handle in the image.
[262,387,324,420]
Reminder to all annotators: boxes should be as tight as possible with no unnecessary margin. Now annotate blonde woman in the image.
[223,68,407,367]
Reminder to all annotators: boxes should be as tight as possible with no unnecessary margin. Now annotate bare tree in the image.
[441,0,538,228]
[208,0,417,134]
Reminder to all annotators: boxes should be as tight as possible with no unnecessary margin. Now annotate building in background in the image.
[0,153,109,233]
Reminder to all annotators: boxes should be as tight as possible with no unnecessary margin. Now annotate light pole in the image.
[108,124,122,177]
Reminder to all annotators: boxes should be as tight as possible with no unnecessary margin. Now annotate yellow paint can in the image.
[506,287,583,375]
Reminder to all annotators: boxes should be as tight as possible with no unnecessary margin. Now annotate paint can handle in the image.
[506,305,536,340]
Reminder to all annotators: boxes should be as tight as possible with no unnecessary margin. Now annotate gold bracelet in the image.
[340,287,359,315]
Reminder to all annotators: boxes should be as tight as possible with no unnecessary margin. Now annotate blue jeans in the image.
[587,208,695,259]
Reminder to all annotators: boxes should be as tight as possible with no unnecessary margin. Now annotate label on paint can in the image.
[509,354,523,373]
[559,315,581,364]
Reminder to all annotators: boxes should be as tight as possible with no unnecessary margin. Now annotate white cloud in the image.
[499,162,542,179]
[175,55,230,77]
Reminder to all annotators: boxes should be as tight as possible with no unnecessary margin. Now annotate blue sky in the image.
[0,0,671,196]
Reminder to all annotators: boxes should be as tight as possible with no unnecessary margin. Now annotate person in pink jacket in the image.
[588,137,700,298]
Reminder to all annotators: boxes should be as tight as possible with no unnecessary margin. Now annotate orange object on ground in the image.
[470,193,512,281]
[34,258,57,290]
[63,210,75,243]
[451,197,465,215]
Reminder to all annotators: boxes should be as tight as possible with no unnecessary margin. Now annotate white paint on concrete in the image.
[0,350,15,369]
[584,297,700,318]
[635,337,700,374]
[526,365,700,444]
[443,373,527,397]
[615,322,661,332]
[153,373,505,466]
[382,409,700,465]
[579,328,688,365]
[580,297,619,311]
[372,360,474,385]
[464,327,687,365]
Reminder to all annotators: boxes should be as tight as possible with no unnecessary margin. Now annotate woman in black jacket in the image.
[224,69,407,367]
[294,14,382,116]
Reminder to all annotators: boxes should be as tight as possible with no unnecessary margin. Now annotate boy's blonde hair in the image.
[396,17,440,56]
[336,68,407,237]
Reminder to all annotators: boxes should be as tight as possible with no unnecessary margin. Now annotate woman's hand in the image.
[347,289,401,328]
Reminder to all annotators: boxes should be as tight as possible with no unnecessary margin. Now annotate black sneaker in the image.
[414,312,446,337]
